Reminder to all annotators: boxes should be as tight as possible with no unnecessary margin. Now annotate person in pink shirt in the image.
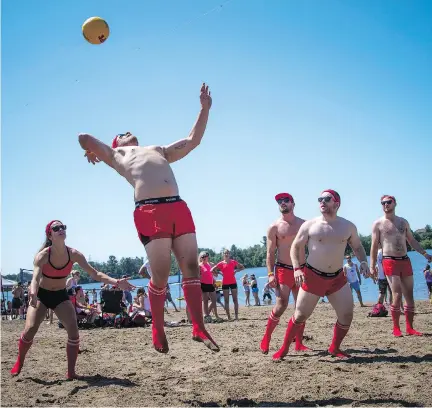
[211,249,245,320]
[199,251,221,322]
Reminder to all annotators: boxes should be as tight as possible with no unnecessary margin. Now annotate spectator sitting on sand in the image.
[132,288,152,317]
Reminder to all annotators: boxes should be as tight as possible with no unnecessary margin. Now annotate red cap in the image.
[45,220,62,236]
[321,189,341,204]
[275,192,294,203]
[112,135,119,149]
[381,195,396,204]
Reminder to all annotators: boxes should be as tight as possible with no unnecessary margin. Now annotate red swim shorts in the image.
[275,262,305,290]
[133,196,195,246]
[382,255,413,278]
[301,263,347,297]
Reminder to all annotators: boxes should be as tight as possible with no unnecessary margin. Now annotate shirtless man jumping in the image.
[272,190,370,360]
[260,193,310,354]
[78,83,218,353]
[370,195,431,337]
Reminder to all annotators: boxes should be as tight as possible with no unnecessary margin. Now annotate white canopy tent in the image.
[1,275,17,288]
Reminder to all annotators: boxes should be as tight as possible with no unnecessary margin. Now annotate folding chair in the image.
[99,290,128,327]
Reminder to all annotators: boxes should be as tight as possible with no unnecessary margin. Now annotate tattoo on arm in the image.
[174,142,187,150]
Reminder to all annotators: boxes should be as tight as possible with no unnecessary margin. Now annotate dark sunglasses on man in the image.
[318,196,332,203]
[381,200,393,206]
[277,198,292,204]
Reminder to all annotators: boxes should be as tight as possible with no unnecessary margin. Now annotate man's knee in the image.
[339,309,353,323]
[275,297,288,312]
[184,259,200,276]
[293,308,310,323]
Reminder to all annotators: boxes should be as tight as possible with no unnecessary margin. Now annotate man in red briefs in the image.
[78,83,218,353]
[370,195,431,337]
[272,190,371,360]
[260,193,310,354]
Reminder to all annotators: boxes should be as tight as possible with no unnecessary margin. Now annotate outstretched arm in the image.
[162,83,212,163]
[406,220,432,262]
[72,250,135,290]
[78,133,115,167]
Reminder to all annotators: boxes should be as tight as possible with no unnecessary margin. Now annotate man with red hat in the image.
[260,192,310,354]
[370,195,431,337]
[77,83,219,354]
[273,189,371,360]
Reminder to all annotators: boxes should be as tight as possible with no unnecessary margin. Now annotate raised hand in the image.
[84,150,100,165]
[200,83,212,110]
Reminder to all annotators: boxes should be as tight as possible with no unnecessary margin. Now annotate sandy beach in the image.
[1,301,431,407]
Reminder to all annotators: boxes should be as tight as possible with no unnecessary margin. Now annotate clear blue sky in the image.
[2,0,431,275]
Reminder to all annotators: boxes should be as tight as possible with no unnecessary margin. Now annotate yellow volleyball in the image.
[82,17,110,45]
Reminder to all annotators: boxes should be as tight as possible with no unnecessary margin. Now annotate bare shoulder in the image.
[308,217,322,226]
[296,216,306,226]
[34,248,49,265]
[371,217,383,232]
[398,216,409,226]
[300,218,317,231]
[267,221,278,234]
[69,248,83,261]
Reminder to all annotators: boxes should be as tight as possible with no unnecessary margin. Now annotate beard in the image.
[280,207,291,214]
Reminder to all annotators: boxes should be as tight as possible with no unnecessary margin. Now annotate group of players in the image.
[260,190,431,361]
[10,84,430,379]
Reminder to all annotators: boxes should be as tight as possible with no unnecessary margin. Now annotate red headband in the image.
[381,195,396,204]
[45,220,62,236]
[321,189,341,204]
[112,135,119,149]
[275,192,294,203]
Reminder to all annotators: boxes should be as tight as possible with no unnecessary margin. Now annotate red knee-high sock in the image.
[10,333,33,376]
[390,305,402,336]
[328,321,351,358]
[66,338,80,379]
[295,322,311,351]
[272,316,303,360]
[260,310,280,354]
[148,281,168,353]
[182,278,219,351]
[404,305,422,336]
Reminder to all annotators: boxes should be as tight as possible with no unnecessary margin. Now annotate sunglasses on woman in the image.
[52,225,67,232]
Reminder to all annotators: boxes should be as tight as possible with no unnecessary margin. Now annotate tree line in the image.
[6,225,431,284]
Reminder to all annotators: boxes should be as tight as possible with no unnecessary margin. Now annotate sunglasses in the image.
[277,198,292,204]
[381,200,393,206]
[318,196,332,203]
[117,132,131,138]
[201,254,209,259]
[52,225,67,232]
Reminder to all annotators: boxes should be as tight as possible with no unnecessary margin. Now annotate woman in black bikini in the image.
[10,220,134,379]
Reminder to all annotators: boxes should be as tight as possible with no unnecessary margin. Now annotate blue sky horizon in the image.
[2,0,431,274]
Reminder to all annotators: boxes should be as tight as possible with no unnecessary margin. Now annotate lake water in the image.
[79,250,431,308]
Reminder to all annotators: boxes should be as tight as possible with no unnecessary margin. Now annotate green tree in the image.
[106,256,119,277]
